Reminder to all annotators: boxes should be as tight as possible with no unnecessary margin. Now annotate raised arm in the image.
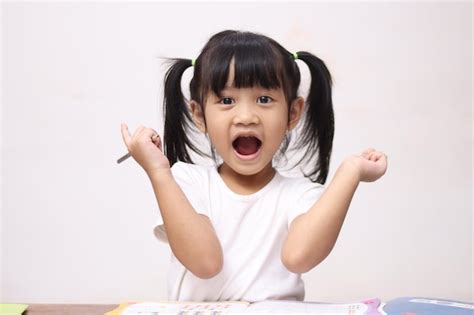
[121,124,223,279]
[147,169,223,278]
[281,148,387,274]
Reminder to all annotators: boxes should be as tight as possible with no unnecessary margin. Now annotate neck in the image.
[218,163,276,195]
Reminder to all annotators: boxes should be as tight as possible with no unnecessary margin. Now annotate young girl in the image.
[120,30,387,302]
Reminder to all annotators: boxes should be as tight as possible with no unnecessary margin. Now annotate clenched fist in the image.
[120,123,170,174]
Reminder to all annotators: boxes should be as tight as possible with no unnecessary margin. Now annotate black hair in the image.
[163,30,334,184]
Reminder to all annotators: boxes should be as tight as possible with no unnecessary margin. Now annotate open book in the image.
[105,298,384,314]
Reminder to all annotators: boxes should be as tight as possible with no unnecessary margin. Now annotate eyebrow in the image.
[219,86,235,93]
[220,85,280,93]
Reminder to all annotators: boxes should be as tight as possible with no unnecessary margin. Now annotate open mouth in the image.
[232,136,262,156]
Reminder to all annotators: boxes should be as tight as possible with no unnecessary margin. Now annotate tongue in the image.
[235,137,259,155]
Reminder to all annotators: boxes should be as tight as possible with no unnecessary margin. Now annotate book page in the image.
[247,300,369,314]
[122,301,250,314]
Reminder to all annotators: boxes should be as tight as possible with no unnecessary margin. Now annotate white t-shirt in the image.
[154,162,325,302]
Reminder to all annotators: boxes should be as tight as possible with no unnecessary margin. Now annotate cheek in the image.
[202,108,219,132]
[203,115,227,148]
[270,109,289,132]
[265,114,289,146]
[206,119,224,135]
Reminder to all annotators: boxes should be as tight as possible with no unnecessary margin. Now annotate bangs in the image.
[200,36,285,100]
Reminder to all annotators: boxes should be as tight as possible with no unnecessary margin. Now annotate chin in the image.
[227,160,272,177]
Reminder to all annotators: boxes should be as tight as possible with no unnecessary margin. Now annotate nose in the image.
[232,102,260,125]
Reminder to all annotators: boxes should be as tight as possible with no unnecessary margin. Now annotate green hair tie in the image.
[292,52,298,60]
[191,59,196,66]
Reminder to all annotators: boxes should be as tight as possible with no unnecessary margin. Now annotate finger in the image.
[154,135,162,150]
[150,131,162,150]
[151,133,160,143]
[372,149,385,160]
[150,128,158,136]
[363,148,376,154]
[121,123,132,147]
[374,153,388,167]
[148,128,159,141]
[369,152,380,161]
[373,151,386,160]
[133,125,146,139]
[137,127,155,138]
[378,154,388,174]
[361,148,376,158]
[140,128,157,143]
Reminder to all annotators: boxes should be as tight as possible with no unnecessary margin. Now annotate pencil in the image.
[117,153,131,164]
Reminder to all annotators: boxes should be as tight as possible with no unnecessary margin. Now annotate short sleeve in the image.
[153,162,210,243]
[286,178,325,228]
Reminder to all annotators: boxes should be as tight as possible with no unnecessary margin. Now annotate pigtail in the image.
[163,58,205,166]
[294,51,335,184]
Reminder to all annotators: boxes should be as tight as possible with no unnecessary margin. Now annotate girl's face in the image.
[192,64,304,179]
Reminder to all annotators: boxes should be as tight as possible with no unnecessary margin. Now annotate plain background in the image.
[1,1,472,303]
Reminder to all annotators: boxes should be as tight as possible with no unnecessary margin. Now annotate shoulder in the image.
[171,161,207,173]
[276,173,325,199]
[279,173,324,190]
[171,161,213,183]
[277,173,326,225]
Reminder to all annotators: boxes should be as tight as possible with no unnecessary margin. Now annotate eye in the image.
[257,96,273,104]
[219,97,234,105]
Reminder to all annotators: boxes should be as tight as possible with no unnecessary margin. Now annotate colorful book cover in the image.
[0,304,29,315]
[383,297,474,315]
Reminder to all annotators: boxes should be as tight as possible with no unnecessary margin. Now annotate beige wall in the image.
[1,2,472,303]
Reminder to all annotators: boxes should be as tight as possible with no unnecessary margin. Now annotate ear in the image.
[288,97,304,130]
[190,100,206,133]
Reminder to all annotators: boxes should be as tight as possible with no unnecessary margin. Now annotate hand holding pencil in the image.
[119,123,170,173]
